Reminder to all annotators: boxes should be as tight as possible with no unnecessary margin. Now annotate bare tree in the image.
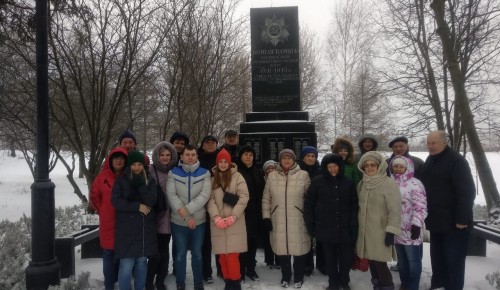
[430,0,500,215]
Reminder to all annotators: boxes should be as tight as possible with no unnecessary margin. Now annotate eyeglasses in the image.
[364,162,378,168]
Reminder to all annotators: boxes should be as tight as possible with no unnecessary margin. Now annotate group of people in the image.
[90,129,476,290]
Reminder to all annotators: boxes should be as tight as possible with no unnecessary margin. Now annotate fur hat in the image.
[388,136,408,148]
[278,149,296,161]
[119,130,137,144]
[216,148,232,165]
[300,146,318,160]
[263,160,277,172]
[169,131,190,145]
[127,150,145,166]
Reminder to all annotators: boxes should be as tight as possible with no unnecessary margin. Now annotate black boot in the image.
[371,279,380,290]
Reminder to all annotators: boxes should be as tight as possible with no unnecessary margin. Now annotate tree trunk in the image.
[431,0,500,217]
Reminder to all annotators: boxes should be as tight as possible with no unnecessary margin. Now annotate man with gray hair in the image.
[420,130,475,290]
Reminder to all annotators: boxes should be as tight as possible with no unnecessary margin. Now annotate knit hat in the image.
[391,157,407,168]
[299,146,318,160]
[263,160,277,172]
[201,135,218,144]
[119,130,137,144]
[127,150,145,165]
[239,144,256,157]
[225,129,238,137]
[216,148,232,165]
[278,149,296,161]
[388,136,409,148]
[169,131,190,145]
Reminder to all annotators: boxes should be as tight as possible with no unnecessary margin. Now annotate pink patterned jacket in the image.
[391,156,428,245]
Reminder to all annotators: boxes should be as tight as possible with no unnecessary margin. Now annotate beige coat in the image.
[356,152,401,262]
[207,165,249,254]
[262,163,311,256]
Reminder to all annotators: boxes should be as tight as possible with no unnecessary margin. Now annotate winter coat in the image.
[262,163,311,256]
[390,156,428,245]
[207,165,249,254]
[332,138,362,186]
[111,168,158,258]
[236,160,265,238]
[198,148,219,176]
[386,153,424,180]
[356,152,401,262]
[297,160,322,180]
[420,146,475,234]
[166,160,211,227]
[149,141,178,234]
[90,147,128,249]
[304,154,358,244]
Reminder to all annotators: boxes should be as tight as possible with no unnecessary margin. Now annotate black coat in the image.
[304,174,358,244]
[420,146,475,234]
[236,161,265,237]
[198,148,219,175]
[111,170,158,258]
[297,160,322,180]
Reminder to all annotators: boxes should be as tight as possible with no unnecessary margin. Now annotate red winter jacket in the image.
[90,147,128,249]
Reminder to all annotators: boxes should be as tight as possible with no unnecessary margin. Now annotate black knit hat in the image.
[388,136,408,148]
[127,150,145,166]
[169,131,190,145]
[119,130,137,144]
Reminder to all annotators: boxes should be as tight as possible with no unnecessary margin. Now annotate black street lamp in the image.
[24,0,61,288]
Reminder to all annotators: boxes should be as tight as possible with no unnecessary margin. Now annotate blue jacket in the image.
[166,160,211,226]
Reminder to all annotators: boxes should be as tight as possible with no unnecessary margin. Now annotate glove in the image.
[384,232,395,246]
[224,215,237,227]
[306,224,315,237]
[214,216,227,229]
[410,225,421,240]
[130,174,145,188]
[222,192,239,207]
[263,218,273,232]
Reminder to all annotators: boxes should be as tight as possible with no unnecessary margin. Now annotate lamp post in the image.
[24,0,61,288]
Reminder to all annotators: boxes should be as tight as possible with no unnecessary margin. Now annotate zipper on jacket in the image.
[285,172,289,255]
[188,172,191,202]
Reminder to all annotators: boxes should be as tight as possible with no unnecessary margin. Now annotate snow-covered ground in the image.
[1,150,499,289]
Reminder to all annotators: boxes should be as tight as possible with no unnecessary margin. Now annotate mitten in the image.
[222,192,239,207]
[214,216,227,229]
[410,225,421,240]
[224,215,237,226]
[130,174,145,188]
[384,232,395,246]
[306,224,315,237]
[263,218,273,232]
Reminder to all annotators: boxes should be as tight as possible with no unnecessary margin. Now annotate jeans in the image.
[171,222,206,286]
[396,244,423,290]
[102,249,119,290]
[430,230,470,290]
[118,256,148,290]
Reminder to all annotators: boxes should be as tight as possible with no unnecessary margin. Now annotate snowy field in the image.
[0,150,499,289]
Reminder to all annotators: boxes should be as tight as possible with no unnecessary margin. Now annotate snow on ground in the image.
[1,150,499,289]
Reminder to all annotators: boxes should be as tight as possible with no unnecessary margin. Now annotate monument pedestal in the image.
[240,111,317,166]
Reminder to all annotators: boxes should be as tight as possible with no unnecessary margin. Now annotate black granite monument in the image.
[239,6,317,166]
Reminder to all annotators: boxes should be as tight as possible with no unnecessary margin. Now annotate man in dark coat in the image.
[220,129,240,161]
[304,153,358,290]
[386,136,424,179]
[420,130,475,290]
[236,145,265,282]
[197,135,221,282]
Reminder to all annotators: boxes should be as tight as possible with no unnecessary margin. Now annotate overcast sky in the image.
[238,0,337,39]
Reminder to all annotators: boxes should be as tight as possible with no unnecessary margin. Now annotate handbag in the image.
[152,165,167,213]
[351,256,369,272]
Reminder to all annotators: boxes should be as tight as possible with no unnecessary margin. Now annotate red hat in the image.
[216,148,232,165]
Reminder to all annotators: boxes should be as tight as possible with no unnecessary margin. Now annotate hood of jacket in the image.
[320,153,345,179]
[358,133,379,154]
[332,137,355,164]
[390,155,415,184]
[152,141,178,173]
[106,147,128,174]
